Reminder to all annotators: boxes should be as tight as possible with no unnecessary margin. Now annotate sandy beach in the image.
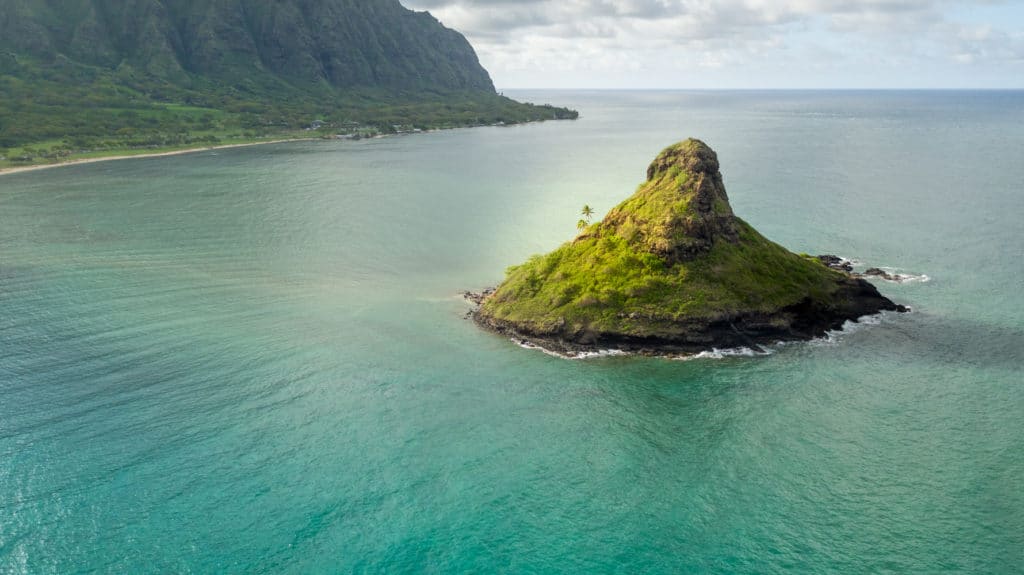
[0,138,314,178]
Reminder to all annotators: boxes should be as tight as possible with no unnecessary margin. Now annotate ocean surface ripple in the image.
[2,90,1023,574]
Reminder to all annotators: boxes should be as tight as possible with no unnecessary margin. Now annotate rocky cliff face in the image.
[0,0,495,94]
[601,139,739,264]
[474,139,906,354]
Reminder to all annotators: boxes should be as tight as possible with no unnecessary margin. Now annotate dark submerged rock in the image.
[861,268,905,282]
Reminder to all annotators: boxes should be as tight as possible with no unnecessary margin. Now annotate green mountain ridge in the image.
[1,0,495,93]
[0,0,576,161]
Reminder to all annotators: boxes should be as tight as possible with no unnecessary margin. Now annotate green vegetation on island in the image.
[0,0,577,168]
[474,139,904,354]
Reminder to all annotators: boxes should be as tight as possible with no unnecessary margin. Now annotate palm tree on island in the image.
[578,205,595,232]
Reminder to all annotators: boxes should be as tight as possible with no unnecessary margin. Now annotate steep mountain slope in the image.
[0,0,575,159]
[475,139,905,354]
[0,0,495,93]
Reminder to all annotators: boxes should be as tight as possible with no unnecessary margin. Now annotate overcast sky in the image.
[402,0,1024,89]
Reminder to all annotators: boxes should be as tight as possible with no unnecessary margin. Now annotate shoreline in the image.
[464,268,909,358]
[501,309,900,361]
[468,304,907,360]
[0,116,576,178]
[0,138,315,178]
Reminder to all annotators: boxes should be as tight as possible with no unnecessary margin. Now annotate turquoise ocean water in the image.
[1,91,1022,573]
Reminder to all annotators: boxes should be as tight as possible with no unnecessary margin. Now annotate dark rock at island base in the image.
[818,254,854,273]
[471,139,908,356]
[462,288,495,306]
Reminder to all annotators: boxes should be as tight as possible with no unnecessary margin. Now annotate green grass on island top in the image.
[483,219,845,337]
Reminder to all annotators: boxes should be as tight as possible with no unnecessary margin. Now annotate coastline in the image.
[465,255,911,359]
[0,138,316,178]
[0,113,579,178]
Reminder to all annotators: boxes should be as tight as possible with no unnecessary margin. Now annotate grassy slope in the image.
[0,59,575,168]
[480,141,847,338]
[483,221,844,337]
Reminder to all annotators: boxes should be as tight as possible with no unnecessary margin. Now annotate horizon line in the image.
[496,87,1024,92]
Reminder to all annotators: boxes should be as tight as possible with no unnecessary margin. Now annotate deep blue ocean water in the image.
[1,91,1022,573]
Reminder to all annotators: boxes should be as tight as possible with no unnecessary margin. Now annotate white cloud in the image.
[403,0,1024,87]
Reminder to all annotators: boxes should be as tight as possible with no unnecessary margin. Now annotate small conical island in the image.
[472,139,906,354]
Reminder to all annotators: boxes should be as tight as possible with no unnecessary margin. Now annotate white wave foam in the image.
[573,349,630,360]
[512,338,628,360]
[674,346,772,361]
[765,309,905,350]
[866,267,931,283]
[807,311,893,347]
[835,255,862,266]
[893,272,931,283]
